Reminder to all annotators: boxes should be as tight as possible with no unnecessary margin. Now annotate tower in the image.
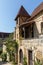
[15,6,30,42]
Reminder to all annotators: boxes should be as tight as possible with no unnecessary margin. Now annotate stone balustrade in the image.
[20,38,43,49]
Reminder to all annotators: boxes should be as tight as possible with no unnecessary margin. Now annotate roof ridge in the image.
[31,2,43,17]
[15,5,31,20]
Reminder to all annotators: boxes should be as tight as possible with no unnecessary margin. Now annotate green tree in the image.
[0,38,3,57]
[4,33,18,63]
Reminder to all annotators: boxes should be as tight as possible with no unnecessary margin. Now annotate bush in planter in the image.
[1,52,7,62]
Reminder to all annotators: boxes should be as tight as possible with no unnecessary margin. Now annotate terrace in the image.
[19,21,43,48]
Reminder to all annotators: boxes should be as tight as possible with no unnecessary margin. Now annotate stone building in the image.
[14,2,43,65]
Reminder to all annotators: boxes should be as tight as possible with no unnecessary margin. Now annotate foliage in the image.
[0,38,3,43]
[12,61,17,65]
[0,38,3,57]
[4,33,18,62]
[0,47,2,52]
[23,56,27,65]
[1,52,7,62]
[34,60,42,65]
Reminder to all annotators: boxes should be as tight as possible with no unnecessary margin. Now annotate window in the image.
[41,22,43,33]
[28,50,32,65]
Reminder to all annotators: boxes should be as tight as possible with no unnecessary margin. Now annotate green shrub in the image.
[34,60,42,65]
[1,52,7,62]
[12,61,17,65]
[23,57,27,65]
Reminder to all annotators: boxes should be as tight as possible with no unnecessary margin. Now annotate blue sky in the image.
[0,0,43,33]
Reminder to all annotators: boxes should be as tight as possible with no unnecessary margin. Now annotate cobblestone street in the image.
[0,58,12,65]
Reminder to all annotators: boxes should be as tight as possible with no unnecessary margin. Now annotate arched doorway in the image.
[19,49,23,63]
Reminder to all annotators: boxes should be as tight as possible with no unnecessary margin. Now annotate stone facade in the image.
[14,3,43,65]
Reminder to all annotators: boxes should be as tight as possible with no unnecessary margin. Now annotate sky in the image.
[0,0,43,33]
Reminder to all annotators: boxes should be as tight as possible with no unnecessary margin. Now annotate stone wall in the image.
[15,11,43,65]
[33,11,43,38]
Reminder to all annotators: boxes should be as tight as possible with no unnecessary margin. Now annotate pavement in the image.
[0,58,12,65]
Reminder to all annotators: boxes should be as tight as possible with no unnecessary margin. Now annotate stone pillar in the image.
[7,53,9,62]
[3,43,10,62]
[3,44,6,53]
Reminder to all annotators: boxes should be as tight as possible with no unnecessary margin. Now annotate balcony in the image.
[19,22,43,48]
[20,38,43,49]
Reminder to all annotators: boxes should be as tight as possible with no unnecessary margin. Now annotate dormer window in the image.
[41,22,43,34]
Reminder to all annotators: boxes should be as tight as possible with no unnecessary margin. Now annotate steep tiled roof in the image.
[15,6,30,20]
[19,2,43,27]
[15,2,43,27]
[31,2,43,18]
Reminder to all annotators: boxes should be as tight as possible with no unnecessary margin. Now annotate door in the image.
[28,50,33,65]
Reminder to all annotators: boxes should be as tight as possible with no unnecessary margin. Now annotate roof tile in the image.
[15,6,30,20]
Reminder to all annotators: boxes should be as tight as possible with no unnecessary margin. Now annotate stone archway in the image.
[19,49,23,63]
